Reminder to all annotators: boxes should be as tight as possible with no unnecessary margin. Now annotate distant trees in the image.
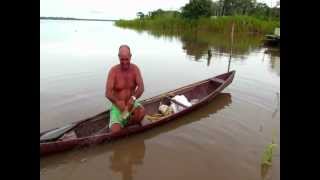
[249,1,279,20]
[135,0,279,21]
[181,0,213,19]
[149,9,165,18]
[216,0,279,20]
[179,0,279,20]
[147,9,181,19]
[218,0,255,16]
[135,9,182,20]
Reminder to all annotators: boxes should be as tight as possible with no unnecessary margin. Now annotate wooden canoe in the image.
[40,70,235,156]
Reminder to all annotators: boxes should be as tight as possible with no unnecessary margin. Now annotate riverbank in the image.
[115,16,279,35]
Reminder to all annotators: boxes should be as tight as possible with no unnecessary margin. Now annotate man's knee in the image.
[133,106,145,122]
[137,106,146,119]
[111,123,122,133]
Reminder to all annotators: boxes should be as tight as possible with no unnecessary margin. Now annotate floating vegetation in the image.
[261,130,278,166]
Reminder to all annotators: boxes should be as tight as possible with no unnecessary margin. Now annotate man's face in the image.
[118,48,131,70]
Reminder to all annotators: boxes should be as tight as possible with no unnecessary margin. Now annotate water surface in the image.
[40,20,280,180]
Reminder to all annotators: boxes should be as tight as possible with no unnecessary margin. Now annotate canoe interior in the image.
[73,79,223,138]
[41,71,234,142]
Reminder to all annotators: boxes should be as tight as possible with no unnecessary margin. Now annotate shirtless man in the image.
[105,45,145,133]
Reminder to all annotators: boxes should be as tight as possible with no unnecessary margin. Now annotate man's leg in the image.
[130,106,145,125]
[109,105,125,133]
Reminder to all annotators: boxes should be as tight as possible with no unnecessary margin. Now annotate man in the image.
[105,45,145,133]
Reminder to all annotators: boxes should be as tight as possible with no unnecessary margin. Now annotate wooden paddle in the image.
[40,123,77,142]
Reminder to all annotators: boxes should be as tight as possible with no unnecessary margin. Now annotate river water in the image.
[40,20,280,180]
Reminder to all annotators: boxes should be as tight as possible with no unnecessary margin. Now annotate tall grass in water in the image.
[115,15,276,60]
[115,16,279,35]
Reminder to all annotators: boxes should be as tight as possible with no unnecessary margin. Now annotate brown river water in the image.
[40,20,280,180]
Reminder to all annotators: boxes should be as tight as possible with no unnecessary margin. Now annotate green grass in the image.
[115,15,279,35]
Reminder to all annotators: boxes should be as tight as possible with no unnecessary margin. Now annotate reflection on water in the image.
[272,92,280,119]
[40,93,232,180]
[260,164,271,180]
[108,93,231,180]
[128,27,264,61]
[41,20,279,180]
[207,49,212,66]
[120,24,280,78]
[264,47,280,76]
[110,139,145,180]
[181,31,263,61]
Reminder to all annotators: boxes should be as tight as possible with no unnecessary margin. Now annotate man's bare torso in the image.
[112,64,137,102]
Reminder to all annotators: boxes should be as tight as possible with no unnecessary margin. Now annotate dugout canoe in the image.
[40,70,235,156]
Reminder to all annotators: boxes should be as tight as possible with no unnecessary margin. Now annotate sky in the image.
[40,0,279,20]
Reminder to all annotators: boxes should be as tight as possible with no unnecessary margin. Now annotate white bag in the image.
[170,95,192,113]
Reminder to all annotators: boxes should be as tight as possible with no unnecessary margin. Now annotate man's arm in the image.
[126,65,144,111]
[133,65,144,99]
[105,67,117,103]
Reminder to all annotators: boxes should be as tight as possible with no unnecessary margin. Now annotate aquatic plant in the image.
[261,130,278,166]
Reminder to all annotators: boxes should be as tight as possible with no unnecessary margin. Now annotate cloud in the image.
[40,0,189,19]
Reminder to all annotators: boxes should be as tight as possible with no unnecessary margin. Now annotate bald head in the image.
[118,45,132,70]
[118,44,132,57]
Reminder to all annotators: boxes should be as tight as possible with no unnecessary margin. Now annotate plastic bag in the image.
[170,95,192,113]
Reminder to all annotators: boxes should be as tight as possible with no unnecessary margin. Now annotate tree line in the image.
[137,0,279,21]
